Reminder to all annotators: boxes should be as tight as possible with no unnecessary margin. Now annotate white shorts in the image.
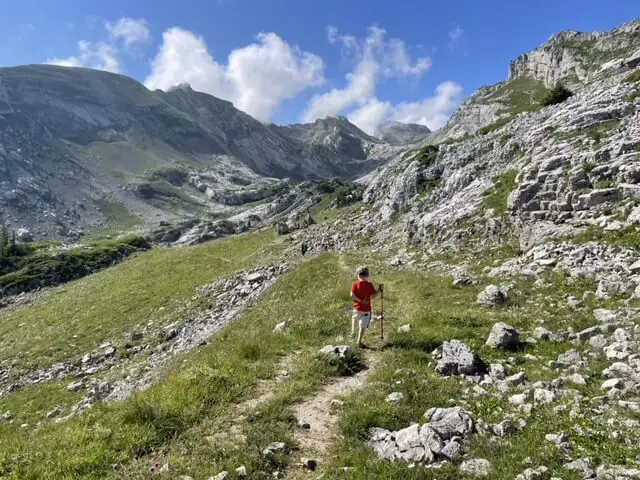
[353,311,372,329]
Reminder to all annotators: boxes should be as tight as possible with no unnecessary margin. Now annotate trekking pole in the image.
[380,286,384,341]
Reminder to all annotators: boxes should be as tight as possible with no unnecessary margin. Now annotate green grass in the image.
[554,119,620,146]
[571,225,640,249]
[625,88,640,103]
[318,258,639,478]
[625,70,640,84]
[482,76,549,117]
[0,381,85,425]
[0,236,638,478]
[405,145,439,167]
[83,200,143,241]
[134,179,205,213]
[478,117,512,136]
[0,251,510,479]
[310,197,373,223]
[593,179,616,189]
[0,254,376,479]
[482,170,518,215]
[0,229,283,371]
[0,236,149,296]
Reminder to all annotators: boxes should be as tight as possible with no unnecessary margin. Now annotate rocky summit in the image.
[2,14,640,480]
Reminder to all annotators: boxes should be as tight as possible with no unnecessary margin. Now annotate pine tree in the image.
[0,224,8,258]
[9,231,16,256]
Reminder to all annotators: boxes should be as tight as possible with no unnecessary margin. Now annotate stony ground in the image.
[1,214,640,479]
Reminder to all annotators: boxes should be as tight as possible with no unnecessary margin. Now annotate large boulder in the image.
[16,228,33,243]
[486,322,520,349]
[435,340,485,376]
[368,407,476,465]
[476,285,509,307]
[424,407,475,439]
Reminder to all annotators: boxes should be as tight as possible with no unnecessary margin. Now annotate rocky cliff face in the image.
[361,20,640,255]
[0,66,400,239]
[509,20,640,87]
[433,19,640,141]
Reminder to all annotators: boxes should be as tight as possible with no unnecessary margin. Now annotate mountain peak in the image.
[375,122,431,146]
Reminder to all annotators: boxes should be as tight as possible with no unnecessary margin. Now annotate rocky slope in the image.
[361,18,640,257]
[434,19,640,141]
[0,66,399,240]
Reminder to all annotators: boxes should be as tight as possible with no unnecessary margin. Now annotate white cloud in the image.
[303,26,431,124]
[303,25,460,134]
[106,18,150,48]
[144,28,325,122]
[448,26,464,49]
[302,57,378,122]
[390,81,463,129]
[346,81,463,135]
[347,99,391,135]
[46,40,120,73]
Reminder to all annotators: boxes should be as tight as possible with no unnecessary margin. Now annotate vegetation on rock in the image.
[0,236,150,296]
[541,84,574,106]
[624,69,640,83]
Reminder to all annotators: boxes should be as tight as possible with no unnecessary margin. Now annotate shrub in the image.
[334,183,364,207]
[410,145,439,166]
[541,84,574,106]
[624,70,640,84]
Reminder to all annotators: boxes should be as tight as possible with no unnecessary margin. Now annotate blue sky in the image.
[1,0,638,133]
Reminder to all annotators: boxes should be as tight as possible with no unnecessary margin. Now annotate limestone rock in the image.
[435,340,485,376]
[477,285,509,307]
[459,459,492,477]
[486,322,520,349]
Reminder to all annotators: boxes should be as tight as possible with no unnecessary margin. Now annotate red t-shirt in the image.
[351,280,377,312]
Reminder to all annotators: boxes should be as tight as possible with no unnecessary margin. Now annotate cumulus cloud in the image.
[390,81,463,128]
[106,17,150,47]
[346,81,463,135]
[46,40,120,73]
[304,25,460,134]
[302,26,431,124]
[347,99,391,136]
[144,28,325,122]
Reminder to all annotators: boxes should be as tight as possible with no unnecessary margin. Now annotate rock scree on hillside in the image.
[0,264,293,422]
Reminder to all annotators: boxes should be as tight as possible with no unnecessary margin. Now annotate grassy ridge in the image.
[0,230,282,371]
[0,236,149,296]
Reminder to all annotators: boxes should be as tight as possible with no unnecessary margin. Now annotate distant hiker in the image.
[301,242,308,256]
[350,266,382,347]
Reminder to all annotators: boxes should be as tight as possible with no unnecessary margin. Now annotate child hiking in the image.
[350,266,383,347]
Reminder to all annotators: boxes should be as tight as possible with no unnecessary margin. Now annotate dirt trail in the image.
[234,352,300,412]
[288,352,381,478]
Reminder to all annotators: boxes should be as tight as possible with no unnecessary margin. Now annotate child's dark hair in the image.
[356,266,369,277]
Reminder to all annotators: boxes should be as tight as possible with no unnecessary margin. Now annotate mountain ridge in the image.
[0,64,400,240]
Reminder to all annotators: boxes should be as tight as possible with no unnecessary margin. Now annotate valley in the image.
[0,16,640,480]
